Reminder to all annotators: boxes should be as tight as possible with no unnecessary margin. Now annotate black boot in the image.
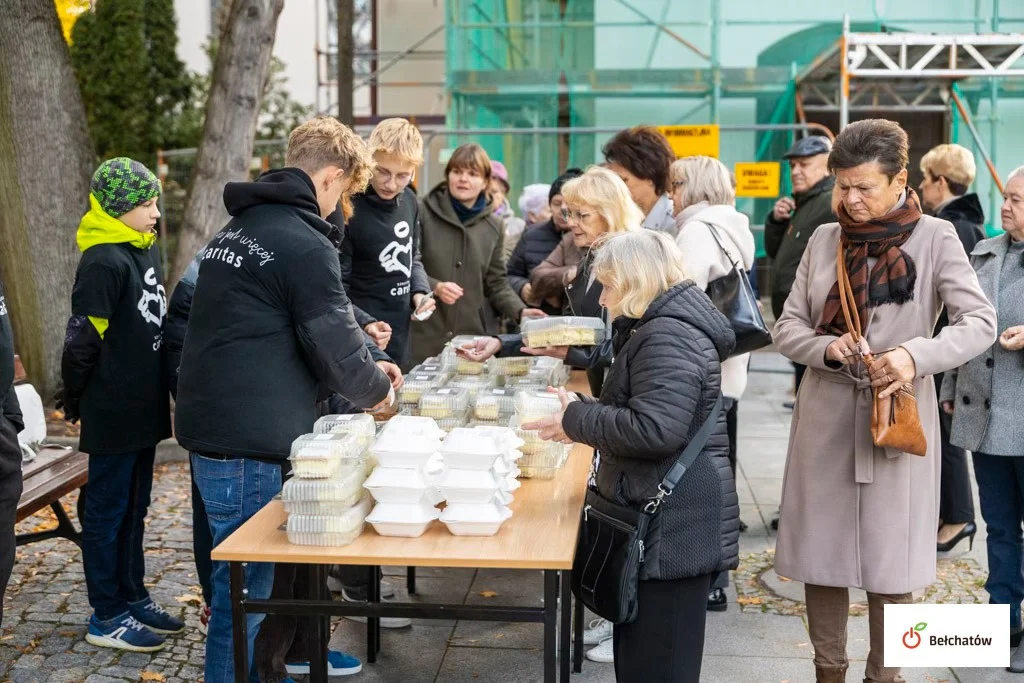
[707,588,727,612]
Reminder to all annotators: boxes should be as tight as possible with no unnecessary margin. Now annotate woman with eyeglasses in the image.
[458,166,641,399]
[411,143,545,364]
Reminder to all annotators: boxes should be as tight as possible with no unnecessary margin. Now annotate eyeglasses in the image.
[672,180,686,188]
[376,168,415,186]
[560,207,595,223]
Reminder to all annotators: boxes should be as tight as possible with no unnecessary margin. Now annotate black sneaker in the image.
[707,588,728,612]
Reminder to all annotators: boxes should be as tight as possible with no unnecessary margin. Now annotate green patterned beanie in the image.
[90,157,161,217]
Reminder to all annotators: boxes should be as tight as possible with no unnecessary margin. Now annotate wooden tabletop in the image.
[211,372,593,570]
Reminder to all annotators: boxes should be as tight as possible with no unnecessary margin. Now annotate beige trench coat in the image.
[773,216,996,594]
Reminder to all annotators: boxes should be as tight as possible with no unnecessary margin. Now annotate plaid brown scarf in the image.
[816,187,922,336]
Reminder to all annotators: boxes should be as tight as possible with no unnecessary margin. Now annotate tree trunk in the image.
[169,0,284,284]
[336,0,354,125]
[0,0,95,399]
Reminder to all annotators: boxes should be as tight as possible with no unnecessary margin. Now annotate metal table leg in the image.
[407,566,417,595]
[560,570,571,682]
[309,564,330,683]
[544,570,557,683]
[229,562,248,683]
[573,584,583,674]
[367,564,381,662]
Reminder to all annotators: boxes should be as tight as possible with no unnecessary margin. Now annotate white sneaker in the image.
[327,575,396,599]
[340,589,411,629]
[586,636,614,663]
[583,617,613,645]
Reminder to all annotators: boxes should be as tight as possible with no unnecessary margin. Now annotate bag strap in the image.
[703,221,742,270]
[835,239,876,364]
[644,394,724,514]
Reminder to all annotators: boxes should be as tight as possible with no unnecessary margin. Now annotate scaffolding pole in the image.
[840,15,850,129]
[711,0,722,123]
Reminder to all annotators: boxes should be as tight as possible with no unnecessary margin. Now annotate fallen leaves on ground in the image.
[736,596,762,606]
[140,673,165,681]
[478,590,497,598]
[175,593,202,605]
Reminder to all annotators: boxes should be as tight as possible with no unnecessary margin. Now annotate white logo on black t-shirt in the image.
[378,220,412,278]
[138,267,167,327]
[0,295,6,317]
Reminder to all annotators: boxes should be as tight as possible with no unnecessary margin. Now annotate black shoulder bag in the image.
[703,223,772,357]
[571,395,723,624]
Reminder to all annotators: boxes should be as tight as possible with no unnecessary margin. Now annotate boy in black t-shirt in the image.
[339,118,435,368]
[59,158,179,652]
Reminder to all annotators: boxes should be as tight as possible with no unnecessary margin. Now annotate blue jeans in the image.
[82,448,155,621]
[972,452,1024,627]
[191,453,281,683]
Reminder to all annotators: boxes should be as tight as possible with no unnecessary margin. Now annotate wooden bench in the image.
[11,356,89,548]
[16,446,88,548]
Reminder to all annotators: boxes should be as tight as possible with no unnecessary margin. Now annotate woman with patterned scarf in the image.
[771,119,996,683]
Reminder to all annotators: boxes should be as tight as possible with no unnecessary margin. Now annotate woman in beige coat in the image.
[773,119,996,683]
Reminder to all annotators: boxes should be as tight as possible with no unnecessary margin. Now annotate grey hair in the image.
[670,156,735,210]
[517,183,551,218]
[1009,166,1024,183]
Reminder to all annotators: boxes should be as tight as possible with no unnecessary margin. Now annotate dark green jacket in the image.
[764,175,836,318]
[411,183,526,364]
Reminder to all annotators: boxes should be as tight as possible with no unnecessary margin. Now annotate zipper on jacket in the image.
[639,539,645,563]
[583,504,638,534]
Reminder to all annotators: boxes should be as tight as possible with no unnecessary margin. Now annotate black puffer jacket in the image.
[934,193,986,334]
[562,282,740,581]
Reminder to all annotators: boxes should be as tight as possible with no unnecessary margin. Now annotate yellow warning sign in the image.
[657,125,720,159]
[734,162,781,198]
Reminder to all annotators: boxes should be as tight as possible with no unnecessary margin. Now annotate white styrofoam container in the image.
[438,469,520,504]
[380,415,447,440]
[371,430,442,469]
[363,464,445,505]
[365,501,440,538]
[440,502,513,536]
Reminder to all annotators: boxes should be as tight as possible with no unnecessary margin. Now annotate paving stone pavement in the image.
[0,352,1008,682]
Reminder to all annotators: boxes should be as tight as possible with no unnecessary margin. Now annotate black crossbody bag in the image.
[703,223,772,357]
[571,395,723,624]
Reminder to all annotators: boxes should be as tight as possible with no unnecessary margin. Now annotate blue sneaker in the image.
[85,613,166,652]
[285,650,362,676]
[128,598,186,635]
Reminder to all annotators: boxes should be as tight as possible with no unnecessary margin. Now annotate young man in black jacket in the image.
[59,158,179,652]
[0,277,23,630]
[174,117,395,683]
[339,118,436,368]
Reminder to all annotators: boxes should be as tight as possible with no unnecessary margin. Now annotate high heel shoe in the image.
[937,521,977,553]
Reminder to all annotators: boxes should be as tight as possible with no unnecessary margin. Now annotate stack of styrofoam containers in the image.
[437,427,523,536]
[284,419,376,547]
[418,386,472,432]
[363,418,447,538]
[509,391,572,480]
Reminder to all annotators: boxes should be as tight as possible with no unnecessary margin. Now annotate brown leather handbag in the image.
[835,240,928,456]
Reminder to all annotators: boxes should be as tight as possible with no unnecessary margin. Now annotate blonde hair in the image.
[920,144,976,190]
[560,166,643,236]
[670,156,734,209]
[592,231,688,319]
[368,118,424,166]
[286,116,375,216]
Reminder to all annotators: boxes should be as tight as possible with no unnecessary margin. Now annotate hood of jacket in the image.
[77,194,157,253]
[424,181,497,229]
[222,168,331,236]
[613,281,735,360]
[938,192,985,226]
[675,202,756,264]
[793,175,835,208]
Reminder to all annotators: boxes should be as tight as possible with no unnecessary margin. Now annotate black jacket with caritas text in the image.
[174,168,392,460]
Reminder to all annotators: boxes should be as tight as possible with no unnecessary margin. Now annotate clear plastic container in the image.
[440,503,513,536]
[446,374,498,396]
[285,496,372,547]
[435,409,471,433]
[473,388,517,421]
[445,335,492,375]
[365,501,440,538]
[438,469,520,504]
[521,316,606,348]
[312,414,376,453]
[487,356,533,377]
[398,372,446,405]
[510,415,558,456]
[548,364,572,388]
[519,444,571,479]
[409,362,449,378]
[514,391,563,423]
[379,415,447,440]
[419,387,471,418]
[288,433,366,479]
[363,465,445,505]
[282,468,367,514]
[370,430,442,469]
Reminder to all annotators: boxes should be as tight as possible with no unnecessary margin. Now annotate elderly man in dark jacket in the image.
[0,278,23,629]
[506,168,583,314]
